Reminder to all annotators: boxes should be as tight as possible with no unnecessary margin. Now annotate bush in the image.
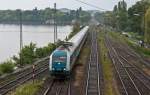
[13,43,56,66]
[0,60,15,75]
[13,43,37,66]
[0,43,56,76]
[36,43,56,58]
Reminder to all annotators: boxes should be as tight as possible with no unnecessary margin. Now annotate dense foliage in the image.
[0,7,91,25]
[0,60,15,75]
[13,43,56,66]
[128,0,150,34]
[113,0,128,31]
[35,43,56,58]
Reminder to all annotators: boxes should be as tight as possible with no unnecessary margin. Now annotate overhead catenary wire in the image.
[74,0,109,11]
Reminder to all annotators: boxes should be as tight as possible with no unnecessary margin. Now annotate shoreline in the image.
[0,22,72,26]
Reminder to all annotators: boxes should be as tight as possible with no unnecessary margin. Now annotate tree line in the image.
[0,7,91,25]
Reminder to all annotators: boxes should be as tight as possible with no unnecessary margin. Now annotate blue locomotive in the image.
[49,26,89,77]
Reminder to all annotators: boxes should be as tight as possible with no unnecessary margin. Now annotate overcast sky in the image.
[0,0,140,10]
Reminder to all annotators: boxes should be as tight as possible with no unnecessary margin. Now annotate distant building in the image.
[45,19,54,24]
[59,8,71,13]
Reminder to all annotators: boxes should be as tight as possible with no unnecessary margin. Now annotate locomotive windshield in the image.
[52,50,67,63]
[52,56,67,62]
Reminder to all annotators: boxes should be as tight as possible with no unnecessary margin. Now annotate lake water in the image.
[0,24,72,63]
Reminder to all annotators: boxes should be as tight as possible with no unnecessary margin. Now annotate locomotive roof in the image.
[68,26,89,44]
[52,50,67,56]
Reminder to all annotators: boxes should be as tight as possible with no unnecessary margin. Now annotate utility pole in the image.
[55,3,57,42]
[143,4,146,43]
[54,3,57,43]
[20,10,23,65]
[54,3,56,43]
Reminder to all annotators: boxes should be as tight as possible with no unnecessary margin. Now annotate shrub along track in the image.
[0,58,49,95]
[105,34,150,95]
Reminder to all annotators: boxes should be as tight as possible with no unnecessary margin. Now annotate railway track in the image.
[112,38,150,68]
[105,35,150,95]
[0,57,49,85]
[43,79,71,95]
[0,57,49,86]
[0,60,49,95]
[85,31,103,95]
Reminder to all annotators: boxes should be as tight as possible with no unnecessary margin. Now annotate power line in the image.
[74,0,108,11]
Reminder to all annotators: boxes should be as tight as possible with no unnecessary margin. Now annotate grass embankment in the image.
[98,30,119,95]
[9,80,43,95]
[109,31,150,57]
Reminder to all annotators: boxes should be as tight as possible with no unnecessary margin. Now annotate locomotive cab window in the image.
[52,51,67,63]
[52,56,67,63]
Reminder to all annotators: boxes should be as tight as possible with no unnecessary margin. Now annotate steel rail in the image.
[105,35,142,95]
[0,63,48,95]
[0,67,48,95]
[112,47,142,95]
[0,57,49,85]
[105,36,129,95]
[0,63,48,89]
[85,31,101,95]
[119,55,150,92]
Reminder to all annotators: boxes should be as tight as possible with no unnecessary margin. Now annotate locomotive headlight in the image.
[64,68,66,71]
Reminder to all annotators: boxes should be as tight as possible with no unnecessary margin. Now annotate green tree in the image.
[104,12,116,28]
[115,0,128,31]
[13,43,36,66]
[128,0,150,34]
[97,0,128,31]
[113,5,118,13]
[12,42,56,66]
[36,43,56,58]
